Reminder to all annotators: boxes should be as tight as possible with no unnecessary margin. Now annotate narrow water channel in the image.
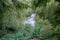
[24,13,36,27]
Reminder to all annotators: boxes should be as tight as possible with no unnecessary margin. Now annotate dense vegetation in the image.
[0,0,60,40]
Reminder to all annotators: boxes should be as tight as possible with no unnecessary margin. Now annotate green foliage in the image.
[33,19,53,39]
[0,0,60,40]
[0,24,33,40]
[32,0,50,10]
[0,0,31,37]
[35,0,60,26]
[55,0,60,2]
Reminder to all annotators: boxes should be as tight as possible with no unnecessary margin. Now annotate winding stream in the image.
[24,13,36,27]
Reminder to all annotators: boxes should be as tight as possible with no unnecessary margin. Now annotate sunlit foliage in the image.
[0,0,60,40]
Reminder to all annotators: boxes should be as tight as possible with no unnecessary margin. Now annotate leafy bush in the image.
[32,19,54,39]
[0,24,33,40]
